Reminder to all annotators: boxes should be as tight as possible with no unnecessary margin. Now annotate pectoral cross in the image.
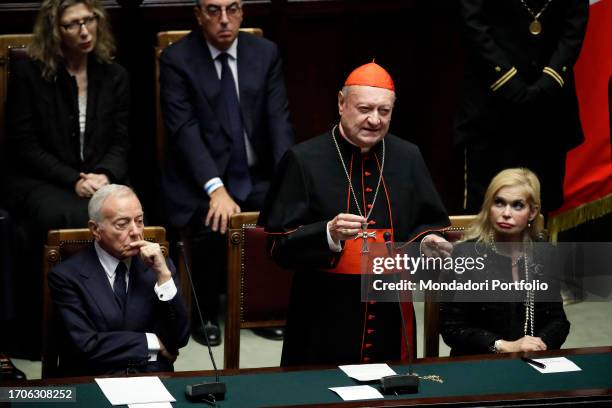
[355,223,376,253]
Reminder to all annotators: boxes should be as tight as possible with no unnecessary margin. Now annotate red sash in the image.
[329,228,392,274]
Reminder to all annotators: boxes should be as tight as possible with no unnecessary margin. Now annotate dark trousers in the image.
[187,178,270,324]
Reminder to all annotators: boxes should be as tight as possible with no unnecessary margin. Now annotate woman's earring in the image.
[528,219,533,228]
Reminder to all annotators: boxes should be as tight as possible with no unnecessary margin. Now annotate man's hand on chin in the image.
[129,240,172,284]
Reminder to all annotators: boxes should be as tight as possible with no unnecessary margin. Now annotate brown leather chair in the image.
[41,227,169,378]
[225,212,292,369]
[0,34,32,150]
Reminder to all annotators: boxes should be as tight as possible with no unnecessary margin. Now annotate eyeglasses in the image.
[60,15,98,34]
[201,3,242,19]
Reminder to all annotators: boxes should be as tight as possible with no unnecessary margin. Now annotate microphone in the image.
[379,232,419,395]
[177,242,226,404]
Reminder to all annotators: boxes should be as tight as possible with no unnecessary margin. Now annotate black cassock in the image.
[259,131,449,366]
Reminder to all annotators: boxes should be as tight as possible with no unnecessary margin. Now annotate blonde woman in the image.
[440,168,569,356]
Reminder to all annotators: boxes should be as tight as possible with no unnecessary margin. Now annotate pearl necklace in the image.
[489,234,535,336]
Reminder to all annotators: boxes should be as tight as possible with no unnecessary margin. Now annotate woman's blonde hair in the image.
[464,168,543,243]
[29,0,116,80]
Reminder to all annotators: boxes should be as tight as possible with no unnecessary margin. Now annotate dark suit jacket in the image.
[48,245,190,376]
[5,57,130,207]
[159,31,294,227]
[454,0,588,150]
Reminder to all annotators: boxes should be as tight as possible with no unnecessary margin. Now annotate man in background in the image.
[455,0,589,213]
[160,0,294,345]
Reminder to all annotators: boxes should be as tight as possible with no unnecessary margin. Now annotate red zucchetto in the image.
[344,61,395,91]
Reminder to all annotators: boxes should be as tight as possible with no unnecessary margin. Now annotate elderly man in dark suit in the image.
[48,185,189,376]
[159,0,294,345]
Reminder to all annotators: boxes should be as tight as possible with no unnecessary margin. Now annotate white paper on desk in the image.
[128,403,173,408]
[338,363,396,381]
[329,385,384,401]
[528,357,582,374]
[95,376,175,405]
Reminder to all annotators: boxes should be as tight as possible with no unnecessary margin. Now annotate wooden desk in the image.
[4,347,612,407]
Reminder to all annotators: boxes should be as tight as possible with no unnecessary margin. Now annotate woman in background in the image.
[6,0,129,226]
[440,168,569,356]
[4,0,129,357]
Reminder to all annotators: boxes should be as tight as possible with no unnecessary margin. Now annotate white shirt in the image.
[326,222,343,252]
[94,242,178,361]
[78,93,87,161]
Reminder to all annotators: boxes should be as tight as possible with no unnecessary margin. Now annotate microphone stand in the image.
[379,232,419,395]
[177,242,226,405]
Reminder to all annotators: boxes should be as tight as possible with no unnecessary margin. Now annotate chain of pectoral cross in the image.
[331,125,385,253]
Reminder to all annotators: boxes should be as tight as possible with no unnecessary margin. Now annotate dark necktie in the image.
[218,52,252,202]
[113,261,127,310]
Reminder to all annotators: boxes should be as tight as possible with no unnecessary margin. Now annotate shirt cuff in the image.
[154,278,177,301]
[204,177,224,196]
[326,221,342,252]
[145,333,160,362]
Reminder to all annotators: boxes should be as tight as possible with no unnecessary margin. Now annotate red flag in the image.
[549,0,612,240]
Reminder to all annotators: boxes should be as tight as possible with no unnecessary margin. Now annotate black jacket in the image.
[440,240,570,356]
[5,57,130,205]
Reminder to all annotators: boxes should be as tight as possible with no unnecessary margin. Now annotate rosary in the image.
[490,237,535,336]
